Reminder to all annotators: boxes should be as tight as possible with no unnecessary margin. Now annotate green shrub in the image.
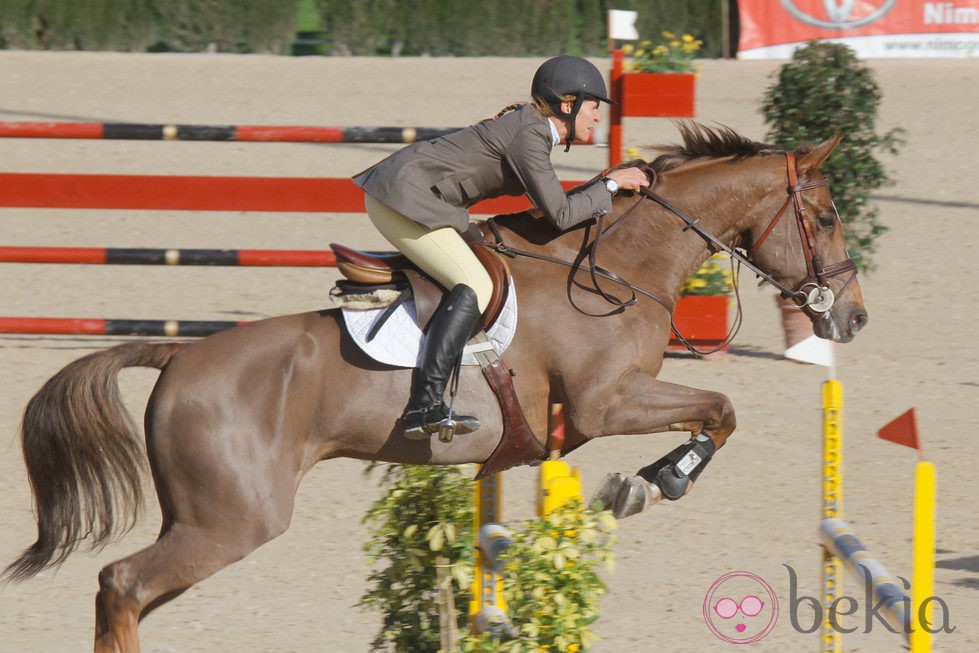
[761,41,904,272]
[459,502,617,653]
[360,463,475,653]
[361,465,617,652]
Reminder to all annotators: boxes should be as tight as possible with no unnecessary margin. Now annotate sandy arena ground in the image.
[0,52,976,652]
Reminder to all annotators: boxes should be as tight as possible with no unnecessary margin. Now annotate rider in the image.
[353,55,650,440]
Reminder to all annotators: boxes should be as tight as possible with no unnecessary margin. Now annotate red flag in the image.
[878,408,921,451]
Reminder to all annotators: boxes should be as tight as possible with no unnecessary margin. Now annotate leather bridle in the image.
[742,152,857,312]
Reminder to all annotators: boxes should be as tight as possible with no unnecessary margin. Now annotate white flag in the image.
[608,10,640,41]
[785,334,836,368]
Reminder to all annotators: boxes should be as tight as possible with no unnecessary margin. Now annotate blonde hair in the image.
[492,95,575,120]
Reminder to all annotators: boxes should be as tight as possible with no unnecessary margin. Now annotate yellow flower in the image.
[625,30,701,74]
[621,43,634,55]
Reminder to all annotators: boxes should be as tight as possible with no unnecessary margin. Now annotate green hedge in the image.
[316,0,725,57]
[0,0,296,53]
[0,0,725,57]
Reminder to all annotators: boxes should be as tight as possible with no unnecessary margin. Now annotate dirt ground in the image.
[0,52,976,652]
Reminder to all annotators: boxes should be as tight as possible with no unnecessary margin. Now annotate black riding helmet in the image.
[531,55,616,151]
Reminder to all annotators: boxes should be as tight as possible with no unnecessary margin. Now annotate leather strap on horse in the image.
[403,269,443,331]
[466,331,546,479]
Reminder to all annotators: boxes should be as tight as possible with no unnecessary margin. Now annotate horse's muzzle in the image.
[815,305,869,343]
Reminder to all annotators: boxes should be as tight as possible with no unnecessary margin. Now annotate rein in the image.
[480,153,857,354]
[638,153,856,311]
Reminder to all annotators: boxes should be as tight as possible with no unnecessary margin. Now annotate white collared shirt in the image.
[548,118,561,147]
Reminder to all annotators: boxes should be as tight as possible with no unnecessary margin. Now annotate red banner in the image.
[738,0,979,59]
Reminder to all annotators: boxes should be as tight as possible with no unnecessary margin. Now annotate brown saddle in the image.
[328,236,545,478]
[329,235,510,333]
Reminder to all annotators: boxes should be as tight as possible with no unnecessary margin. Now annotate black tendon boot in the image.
[636,433,716,500]
[403,284,482,440]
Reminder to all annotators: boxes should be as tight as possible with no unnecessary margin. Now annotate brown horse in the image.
[4,124,867,652]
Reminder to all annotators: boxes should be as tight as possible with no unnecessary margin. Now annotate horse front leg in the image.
[569,373,736,518]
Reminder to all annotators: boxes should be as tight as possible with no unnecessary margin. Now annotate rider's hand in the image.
[605,168,650,192]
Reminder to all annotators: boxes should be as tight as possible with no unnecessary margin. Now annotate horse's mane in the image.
[644,121,782,172]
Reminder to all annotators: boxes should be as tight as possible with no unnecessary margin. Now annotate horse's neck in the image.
[486,157,781,300]
[624,158,782,296]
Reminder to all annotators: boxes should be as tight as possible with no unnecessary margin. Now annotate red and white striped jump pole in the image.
[0,246,337,267]
[0,121,597,144]
[0,317,246,338]
[0,122,457,143]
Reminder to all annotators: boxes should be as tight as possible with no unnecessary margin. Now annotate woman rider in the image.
[353,55,649,440]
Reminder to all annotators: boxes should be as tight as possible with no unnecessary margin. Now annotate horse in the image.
[3,123,867,652]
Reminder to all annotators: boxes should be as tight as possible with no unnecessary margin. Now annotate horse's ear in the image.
[798,134,843,173]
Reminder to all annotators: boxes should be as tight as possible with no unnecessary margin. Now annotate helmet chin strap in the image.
[563,94,585,152]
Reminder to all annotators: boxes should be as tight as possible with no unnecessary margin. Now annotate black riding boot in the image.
[403,284,482,440]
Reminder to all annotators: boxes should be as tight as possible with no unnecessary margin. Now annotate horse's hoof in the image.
[591,473,666,518]
[612,476,665,518]
[590,472,628,511]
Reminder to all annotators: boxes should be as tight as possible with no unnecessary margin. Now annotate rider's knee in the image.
[466,270,493,314]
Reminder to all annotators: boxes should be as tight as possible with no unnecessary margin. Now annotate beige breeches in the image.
[364,195,493,313]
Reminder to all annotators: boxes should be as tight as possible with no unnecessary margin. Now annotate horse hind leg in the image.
[93,519,283,653]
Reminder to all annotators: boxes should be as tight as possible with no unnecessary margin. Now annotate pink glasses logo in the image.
[703,571,779,644]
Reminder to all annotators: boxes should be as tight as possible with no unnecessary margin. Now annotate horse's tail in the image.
[2,341,187,582]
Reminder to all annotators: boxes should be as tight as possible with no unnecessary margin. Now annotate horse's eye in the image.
[816,214,837,229]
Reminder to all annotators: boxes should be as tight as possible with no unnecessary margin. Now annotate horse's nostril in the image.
[850,311,869,333]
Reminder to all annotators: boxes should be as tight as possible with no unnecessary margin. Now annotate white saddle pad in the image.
[341,286,517,368]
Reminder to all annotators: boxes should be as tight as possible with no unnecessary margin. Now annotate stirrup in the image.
[403,403,480,441]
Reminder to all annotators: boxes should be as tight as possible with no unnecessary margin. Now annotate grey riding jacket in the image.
[352,104,611,232]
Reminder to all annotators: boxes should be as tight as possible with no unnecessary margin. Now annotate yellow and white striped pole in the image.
[469,470,511,635]
[821,379,844,653]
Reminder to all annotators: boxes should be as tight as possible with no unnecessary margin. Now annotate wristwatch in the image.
[602,177,619,194]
